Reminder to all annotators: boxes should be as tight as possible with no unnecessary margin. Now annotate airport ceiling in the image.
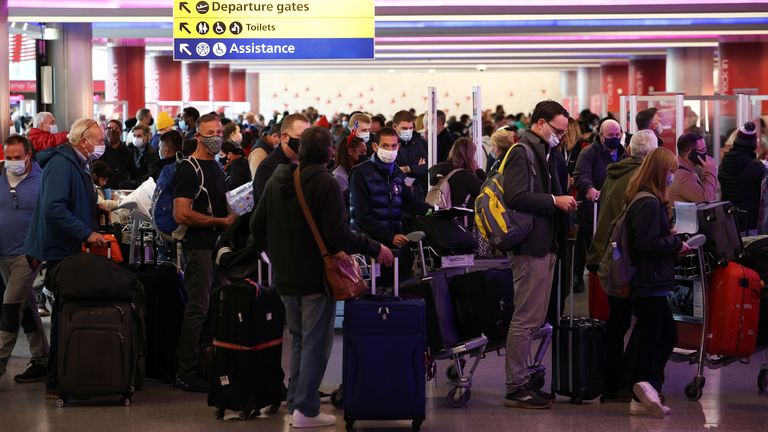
[8,0,768,71]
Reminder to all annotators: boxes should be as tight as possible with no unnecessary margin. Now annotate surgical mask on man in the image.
[377,147,398,164]
[603,137,621,150]
[398,130,413,142]
[547,133,560,149]
[358,131,371,143]
[89,143,106,161]
[4,160,26,176]
[133,137,146,150]
[49,124,59,134]
[200,135,223,155]
[179,121,188,132]
[342,120,349,129]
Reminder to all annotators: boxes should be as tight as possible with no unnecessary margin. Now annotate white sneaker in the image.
[630,400,671,416]
[633,382,666,418]
[292,410,336,428]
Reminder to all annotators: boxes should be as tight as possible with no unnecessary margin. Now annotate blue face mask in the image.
[342,120,349,129]
[399,130,413,142]
[179,121,188,132]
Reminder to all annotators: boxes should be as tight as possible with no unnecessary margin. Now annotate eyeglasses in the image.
[9,188,18,208]
[547,122,567,139]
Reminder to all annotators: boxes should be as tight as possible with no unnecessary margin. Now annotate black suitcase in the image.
[133,261,186,382]
[738,235,768,345]
[551,259,605,403]
[448,269,514,344]
[400,271,460,354]
[696,201,744,265]
[414,214,476,256]
[53,249,145,406]
[58,300,142,406]
[343,255,426,431]
[208,275,286,420]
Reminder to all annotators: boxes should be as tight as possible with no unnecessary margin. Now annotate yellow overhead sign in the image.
[174,0,374,19]
[173,17,374,39]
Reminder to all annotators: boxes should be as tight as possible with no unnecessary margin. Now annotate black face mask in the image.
[604,137,621,150]
[287,137,301,154]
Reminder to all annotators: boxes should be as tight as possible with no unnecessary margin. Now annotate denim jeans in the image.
[282,293,335,417]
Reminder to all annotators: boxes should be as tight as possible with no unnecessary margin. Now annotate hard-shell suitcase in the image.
[696,201,744,265]
[552,259,605,403]
[54,245,145,407]
[588,203,610,321]
[400,271,460,354]
[448,269,514,343]
[343,256,426,431]
[208,261,286,420]
[588,273,610,321]
[706,262,761,357]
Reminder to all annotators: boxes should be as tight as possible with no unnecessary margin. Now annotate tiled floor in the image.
[2,290,768,432]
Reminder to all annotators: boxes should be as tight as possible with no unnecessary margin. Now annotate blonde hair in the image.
[562,117,581,151]
[69,118,101,145]
[349,113,371,130]
[490,129,516,154]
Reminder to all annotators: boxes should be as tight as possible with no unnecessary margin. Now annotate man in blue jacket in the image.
[24,118,107,398]
[0,136,49,385]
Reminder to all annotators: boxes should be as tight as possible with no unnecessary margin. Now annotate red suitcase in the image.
[706,262,762,357]
[588,272,610,321]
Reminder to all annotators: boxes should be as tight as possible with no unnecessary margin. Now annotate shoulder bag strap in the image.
[293,167,330,258]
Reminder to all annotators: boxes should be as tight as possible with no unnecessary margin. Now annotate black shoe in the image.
[14,363,47,383]
[534,388,556,401]
[174,373,209,393]
[504,387,553,409]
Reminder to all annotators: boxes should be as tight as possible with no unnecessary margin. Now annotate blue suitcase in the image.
[342,256,426,431]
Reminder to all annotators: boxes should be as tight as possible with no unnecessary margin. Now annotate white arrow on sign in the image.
[180,43,191,55]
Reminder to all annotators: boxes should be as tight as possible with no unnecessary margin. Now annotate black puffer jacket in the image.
[719,147,765,231]
[626,191,682,297]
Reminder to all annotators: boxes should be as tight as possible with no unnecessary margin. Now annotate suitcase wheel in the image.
[331,385,344,408]
[55,397,67,408]
[685,376,705,401]
[412,418,424,431]
[122,396,132,407]
[214,409,225,420]
[446,386,471,408]
[758,369,768,392]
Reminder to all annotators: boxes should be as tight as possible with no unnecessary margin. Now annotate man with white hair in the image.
[572,118,627,292]
[23,118,107,398]
[585,128,658,403]
[27,112,69,152]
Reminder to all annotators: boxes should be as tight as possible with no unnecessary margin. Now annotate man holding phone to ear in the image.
[668,133,718,203]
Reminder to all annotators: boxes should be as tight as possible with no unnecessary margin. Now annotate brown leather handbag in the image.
[293,167,368,300]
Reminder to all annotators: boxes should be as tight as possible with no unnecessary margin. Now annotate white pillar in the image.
[666,47,715,95]
[577,67,600,112]
[48,23,94,128]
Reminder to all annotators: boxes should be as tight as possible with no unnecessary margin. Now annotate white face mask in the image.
[358,131,371,143]
[666,173,675,186]
[89,144,106,161]
[398,130,413,142]
[4,160,26,176]
[546,124,560,148]
[133,137,145,149]
[377,147,398,164]
[49,124,59,134]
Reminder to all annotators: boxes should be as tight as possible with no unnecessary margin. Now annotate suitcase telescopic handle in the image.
[370,251,399,297]
[85,241,112,260]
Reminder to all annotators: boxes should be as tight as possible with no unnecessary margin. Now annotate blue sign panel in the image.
[174,38,374,61]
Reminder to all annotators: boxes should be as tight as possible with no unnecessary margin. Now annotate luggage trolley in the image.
[669,234,728,400]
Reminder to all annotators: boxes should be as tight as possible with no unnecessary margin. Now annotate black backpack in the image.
[212,211,262,280]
